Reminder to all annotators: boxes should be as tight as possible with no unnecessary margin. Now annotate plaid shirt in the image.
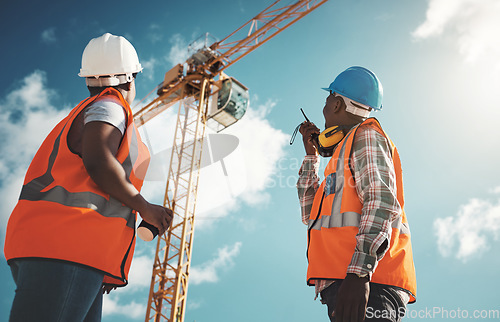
[297,124,409,303]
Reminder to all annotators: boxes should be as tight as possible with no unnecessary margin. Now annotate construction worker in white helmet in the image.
[4,33,173,321]
[296,67,416,321]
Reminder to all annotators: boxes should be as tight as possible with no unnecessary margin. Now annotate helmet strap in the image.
[85,74,133,87]
[345,104,371,118]
[335,93,372,118]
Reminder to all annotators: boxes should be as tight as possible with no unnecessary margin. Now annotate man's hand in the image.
[102,284,117,294]
[334,274,370,322]
[299,121,320,155]
[138,203,174,235]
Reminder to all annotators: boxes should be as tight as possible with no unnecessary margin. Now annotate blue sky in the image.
[1,0,500,321]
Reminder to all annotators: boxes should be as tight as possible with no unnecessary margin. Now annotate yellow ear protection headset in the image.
[317,125,345,153]
[290,108,346,157]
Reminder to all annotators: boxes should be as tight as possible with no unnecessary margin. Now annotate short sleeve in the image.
[84,98,127,135]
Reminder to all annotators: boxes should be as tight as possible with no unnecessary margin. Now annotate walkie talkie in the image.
[300,108,319,144]
[290,108,319,147]
[290,108,338,157]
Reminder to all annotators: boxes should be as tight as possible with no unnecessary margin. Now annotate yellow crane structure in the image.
[132,0,327,321]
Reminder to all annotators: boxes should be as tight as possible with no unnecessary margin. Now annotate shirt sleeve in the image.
[346,125,402,278]
[296,155,321,225]
[84,98,127,135]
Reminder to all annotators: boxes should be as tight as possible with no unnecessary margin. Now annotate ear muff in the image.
[318,126,344,149]
[311,126,345,157]
[289,119,346,158]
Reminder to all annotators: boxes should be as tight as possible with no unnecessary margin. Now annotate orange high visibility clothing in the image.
[4,88,150,286]
[307,118,416,302]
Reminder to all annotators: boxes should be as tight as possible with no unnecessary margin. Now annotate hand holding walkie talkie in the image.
[137,202,174,241]
[290,108,344,157]
[298,108,321,156]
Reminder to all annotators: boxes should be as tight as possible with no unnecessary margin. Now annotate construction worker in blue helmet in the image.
[297,66,417,322]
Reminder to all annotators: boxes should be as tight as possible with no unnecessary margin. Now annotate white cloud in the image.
[413,0,500,67]
[166,34,189,66]
[434,190,500,262]
[141,57,158,81]
[193,97,288,224]
[188,300,202,310]
[127,253,154,289]
[99,249,155,318]
[224,98,288,206]
[102,294,145,319]
[101,252,154,319]
[41,27,57,44]
[6,70,56,110]
[190,242,242,285]
[148,23,164,43]
[0,71,68,248]
[136,96,288,229]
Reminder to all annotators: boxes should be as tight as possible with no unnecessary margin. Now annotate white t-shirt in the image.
[83,98,127,135]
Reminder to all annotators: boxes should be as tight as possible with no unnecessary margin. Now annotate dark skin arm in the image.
[335,242,388,321]
[334,274,370,322]
[81,121,173,239]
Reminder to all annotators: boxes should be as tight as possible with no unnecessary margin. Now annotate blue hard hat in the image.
[322,66,383,110]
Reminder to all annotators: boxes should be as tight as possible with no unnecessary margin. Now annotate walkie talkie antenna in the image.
[291,107,311,145]
[300,108,310,122]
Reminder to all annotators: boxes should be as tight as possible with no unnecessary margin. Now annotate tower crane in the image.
[133,1,327,321]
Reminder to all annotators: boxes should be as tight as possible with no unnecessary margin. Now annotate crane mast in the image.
[133,1,327,321]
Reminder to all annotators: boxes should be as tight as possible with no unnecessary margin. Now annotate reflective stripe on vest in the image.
[307,125,410,236]
[17,95,141,229]
[308,211,411,235]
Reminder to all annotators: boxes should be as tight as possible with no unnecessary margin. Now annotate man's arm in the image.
[82,121,172,234]
[335,125,401,322]
[348,126,400,276]
[297,121,321,224]
[297,155,321,224]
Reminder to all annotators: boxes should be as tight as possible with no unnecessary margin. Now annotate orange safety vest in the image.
[306,118,416,302]
[4,88,150,286]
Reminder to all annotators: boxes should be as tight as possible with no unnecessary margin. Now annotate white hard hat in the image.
[79,33,143,87]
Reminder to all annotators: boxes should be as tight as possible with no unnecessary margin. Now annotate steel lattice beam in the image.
[143,79,209,322]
